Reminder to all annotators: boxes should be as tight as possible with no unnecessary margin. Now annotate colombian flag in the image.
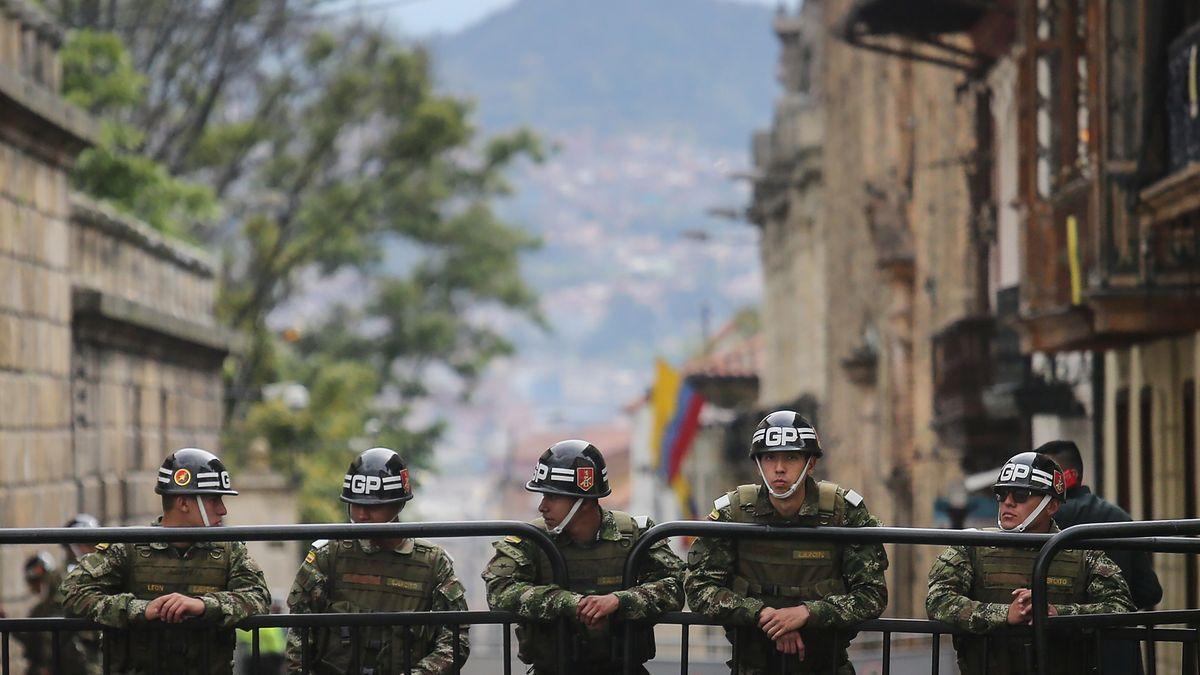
[650,360,705,518]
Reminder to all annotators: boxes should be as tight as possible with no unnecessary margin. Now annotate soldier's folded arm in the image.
[684,518,766,627]
[200,541,271,627]
[611,520,684,620]
[926,545,1010,634]
[61,544,153,628]
[1053,550,1135,616]
[483,539,581,620]
[414,550,471,674]
[801,503,888,629]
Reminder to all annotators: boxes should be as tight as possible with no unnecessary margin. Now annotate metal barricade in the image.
[620,520,1200,674]
[0,521,570,675]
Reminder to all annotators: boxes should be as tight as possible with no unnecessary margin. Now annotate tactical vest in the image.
[725,482,853,674]
[116,543,233,675]
[314,539,440,675]
[517,511,656,672]
[954,533,1089,675]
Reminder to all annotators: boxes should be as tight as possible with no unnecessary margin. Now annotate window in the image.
[1139,386,1154,520]
[1115,387,1131,512]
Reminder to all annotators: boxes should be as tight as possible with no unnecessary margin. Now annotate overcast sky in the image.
[340,0,798,37]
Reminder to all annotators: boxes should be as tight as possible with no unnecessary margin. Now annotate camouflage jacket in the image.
[926,532,1134,633]
[16,572,100,675]
[285,537,469,675]
[684,479,889,629]
[482,510,684,622]
[59,536,270,630]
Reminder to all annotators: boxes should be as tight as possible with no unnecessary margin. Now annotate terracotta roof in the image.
[683,332,763,380]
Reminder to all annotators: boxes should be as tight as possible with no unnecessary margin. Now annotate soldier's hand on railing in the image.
[145,593,206,623]
[577,594,620,630]
[772,630,805,659]
[1007,589,1033,625]
[758,604,811,639]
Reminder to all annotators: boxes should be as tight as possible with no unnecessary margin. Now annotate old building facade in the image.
[747,0,1200,631]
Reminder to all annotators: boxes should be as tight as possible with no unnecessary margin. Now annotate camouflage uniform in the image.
[685,478,888,674]
[926,525,1134,675]
[59,520,271,675]
[16,570,100,675]
[285,537,469,675]
[482,509,684,675]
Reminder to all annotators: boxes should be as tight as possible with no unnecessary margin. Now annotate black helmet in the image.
[340,447,413,505]
[994,452,1066,502]
[750,410,822,457]
[24,552,55,582]
[155,448,238,496]
[525,439,611,499]
[64,513,99,529]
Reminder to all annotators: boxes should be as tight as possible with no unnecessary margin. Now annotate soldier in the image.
[16,552,97,675]
[62,514,101,571]
[482,439,684,675]
[685,411,888,674]
[61,448,272,675]
[285,447,469,675]
[926,451,1135,674]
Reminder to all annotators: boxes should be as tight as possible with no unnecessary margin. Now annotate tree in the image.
[54,2,545,519]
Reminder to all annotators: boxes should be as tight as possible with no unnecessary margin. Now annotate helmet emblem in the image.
[399,468,409,490]
[173,469,191,486]
[1053,470,1065,495]
[576,466,595,491]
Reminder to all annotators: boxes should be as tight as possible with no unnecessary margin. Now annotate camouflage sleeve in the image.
[482,537,581,621]
[199,542,270,627]
[925,545,1008,633]
[286,543,331,674]
[683,506,764,626]
[803,499,889,628]
[414,548,470,675]
[59,544,151,628]
[1054,550,1135,616]
[612,519,684,621]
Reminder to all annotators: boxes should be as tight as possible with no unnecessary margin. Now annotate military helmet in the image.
[64,513,100,529]
[993,452,1066,502]
[24,552,55,582]
[340,447,413,505]
[155,448,238,496]
[750,410,822,457]
[525,439,611,499]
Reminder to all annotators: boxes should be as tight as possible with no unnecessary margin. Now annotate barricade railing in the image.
[0,521,568,675]
[6,519,1200,674]
[621,520,1200,674]
[1033,519,1200,674]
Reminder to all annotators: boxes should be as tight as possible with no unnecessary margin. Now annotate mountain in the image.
[432,0,777,149]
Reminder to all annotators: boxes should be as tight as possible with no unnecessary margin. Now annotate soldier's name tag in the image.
[189,585,220,594]
[1047,576,1073,588]
[145,584,166,592]
[793,550,832,561]
[343,573,383,586]
[386,578,424,592]
[596,575,622,585]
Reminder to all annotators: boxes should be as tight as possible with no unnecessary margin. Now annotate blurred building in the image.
[746,0,1200,629]
[0,0,246,631]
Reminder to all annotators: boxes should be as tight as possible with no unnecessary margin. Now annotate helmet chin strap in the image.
[550,498,585,535]
[998,494,1052,533]
[756,456,813,500]
[196,496,211,528]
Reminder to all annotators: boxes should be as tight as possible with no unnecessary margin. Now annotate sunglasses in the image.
[993,488,1038,504]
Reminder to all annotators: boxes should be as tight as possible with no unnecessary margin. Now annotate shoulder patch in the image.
[504,535,523,544]
[633,515,649,529]
[844,489,864,507]
[94,542,110,551]
[304,550,317,564]
[311,539,330,549]
[713,494,731,510]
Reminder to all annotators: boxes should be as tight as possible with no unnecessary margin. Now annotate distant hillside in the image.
[432,0,777,148]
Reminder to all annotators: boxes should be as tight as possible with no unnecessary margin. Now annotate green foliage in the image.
[55,6,544,522]
[60,29,217,236]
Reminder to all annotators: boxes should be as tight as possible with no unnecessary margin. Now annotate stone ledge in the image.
[70,195,216,277]
[72,286,243,358]
[0,0,65,46]
[0,63,97,155]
